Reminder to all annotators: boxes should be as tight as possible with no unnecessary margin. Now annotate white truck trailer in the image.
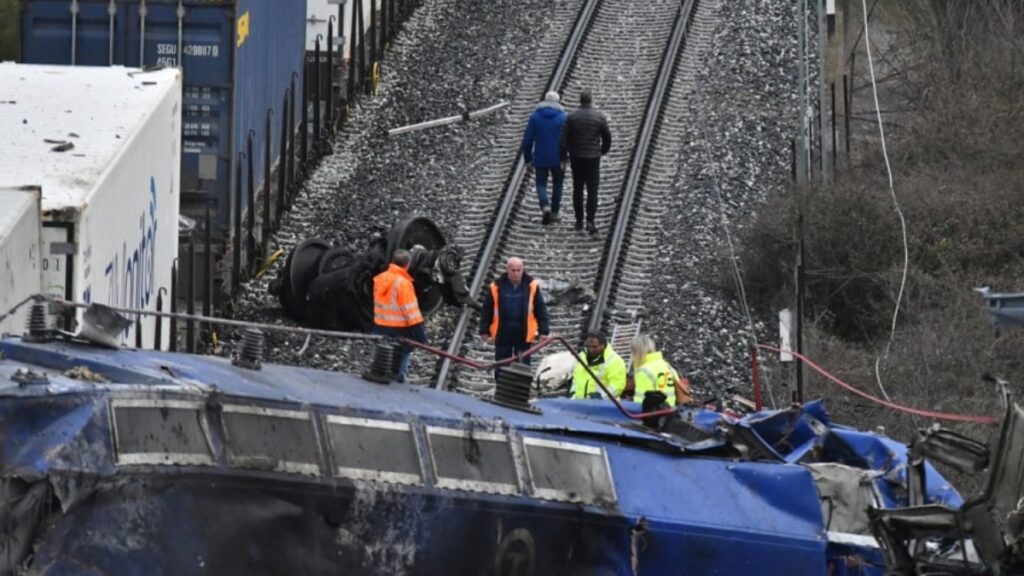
[0,64,182,349]
[0,187,43,338]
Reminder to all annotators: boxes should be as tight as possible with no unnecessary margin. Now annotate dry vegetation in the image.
[738,0,1024,467]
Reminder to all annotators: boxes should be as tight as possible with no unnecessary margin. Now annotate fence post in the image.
[358,1,367,94]
[843,74,851,162]
[263,109,273,257]
[751,345,763,411]
[314,35,322,154]
[327,17,335,132]
[830,82,837,177]
[302,70,310,168]
[246,130,256,272]
[232,152,244,294]
[348,1,358,105]
[278,93,288,218]
[203,204,212,345]
[154,287,164,350]
[187,230,196,353]
[169,258,178,352]
[370,0,378,75]
[289,73,297,192]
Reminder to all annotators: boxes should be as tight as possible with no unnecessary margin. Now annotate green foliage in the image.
[0,0,19,62]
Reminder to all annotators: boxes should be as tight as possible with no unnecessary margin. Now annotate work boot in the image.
[574,219,583,231]
[542,207,552,225]
[586,221,598,234]
[550,210,561,223]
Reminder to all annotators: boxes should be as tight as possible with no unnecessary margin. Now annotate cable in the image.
[862,0,909,403]
[701,127,776,409]
[757,344,996,425]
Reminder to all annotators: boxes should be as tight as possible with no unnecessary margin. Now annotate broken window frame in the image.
[425,426,521,495]
[109,398,215,466]
[521,437,617,504]
[325,415,424,486]
[221,405,322,476]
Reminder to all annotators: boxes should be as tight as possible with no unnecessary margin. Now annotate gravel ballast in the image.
[232,0,800,402]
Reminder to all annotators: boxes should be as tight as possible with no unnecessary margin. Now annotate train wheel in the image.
[273,238,330,319]
[386,217,446,314]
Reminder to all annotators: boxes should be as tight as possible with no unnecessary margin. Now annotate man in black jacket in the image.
[560,89,612,234]
[479,257,550,377]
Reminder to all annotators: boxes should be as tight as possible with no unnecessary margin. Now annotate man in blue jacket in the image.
[521,91,567,225]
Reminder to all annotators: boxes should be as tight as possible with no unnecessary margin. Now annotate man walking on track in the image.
[372,249,426,383]
[521,91,567,225]
[479,257,550,377]
[560,89,612,234]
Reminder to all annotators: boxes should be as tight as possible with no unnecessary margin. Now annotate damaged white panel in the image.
[426,427,520,495]
[0,187,41,337]
[222,405,322,476]
[110,398,215,466]
[326,415,423,485]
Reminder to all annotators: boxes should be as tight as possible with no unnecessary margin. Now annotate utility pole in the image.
[818,0,831,182]
[796,0,810,189]
[794,0,811,399]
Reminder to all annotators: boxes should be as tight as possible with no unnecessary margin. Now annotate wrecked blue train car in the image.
[0,324,1019,575]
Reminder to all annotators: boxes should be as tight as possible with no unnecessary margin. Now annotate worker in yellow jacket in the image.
[571,331,627,399]
[373,249,426,383]
[630,334,692,407]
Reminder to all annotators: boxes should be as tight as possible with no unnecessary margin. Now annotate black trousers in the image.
[570,157,601,224]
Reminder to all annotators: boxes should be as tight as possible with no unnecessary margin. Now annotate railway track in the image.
[437,0,719,394]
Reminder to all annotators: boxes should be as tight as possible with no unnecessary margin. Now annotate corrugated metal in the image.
[0,188,42,337]
[0,64,181,348]
[20,0,306,237]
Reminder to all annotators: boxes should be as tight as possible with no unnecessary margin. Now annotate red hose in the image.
[754,344,996,425]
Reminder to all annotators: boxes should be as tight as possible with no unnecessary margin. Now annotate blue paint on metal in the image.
[0,337,967,574]
[830,428,964,509]
[977,286,1024,327]
[20,0,305,236]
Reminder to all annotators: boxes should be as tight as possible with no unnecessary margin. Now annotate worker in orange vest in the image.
[373,249,426,383]
[478,257,550,379]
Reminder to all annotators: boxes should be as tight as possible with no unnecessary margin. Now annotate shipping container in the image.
[0,187,43,338]
[20,0,306,242]
[307,0,376,58]
[0,64,181,349]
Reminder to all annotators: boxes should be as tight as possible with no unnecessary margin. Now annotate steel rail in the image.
[587,0,698,333]
[433,0,603,389]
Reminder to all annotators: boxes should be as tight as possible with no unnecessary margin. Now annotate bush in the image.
[738,1,1024,454]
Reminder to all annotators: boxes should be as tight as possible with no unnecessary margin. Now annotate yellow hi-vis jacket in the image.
[571,345,627,399]
[373,264,424,328]
[633,351,690,407]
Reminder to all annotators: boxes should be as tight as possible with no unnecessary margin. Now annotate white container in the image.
[0,187,43,338]
[0,64,182,349]
[307,0,376,59]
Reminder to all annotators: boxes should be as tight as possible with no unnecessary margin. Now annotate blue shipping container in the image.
[20,0,306,238]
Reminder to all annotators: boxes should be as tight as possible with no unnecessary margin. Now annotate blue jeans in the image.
[535,165,565,212]
[494,341,532,381]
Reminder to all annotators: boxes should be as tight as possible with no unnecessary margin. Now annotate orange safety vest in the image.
[373,264,424,328]
[488,279,540,342]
